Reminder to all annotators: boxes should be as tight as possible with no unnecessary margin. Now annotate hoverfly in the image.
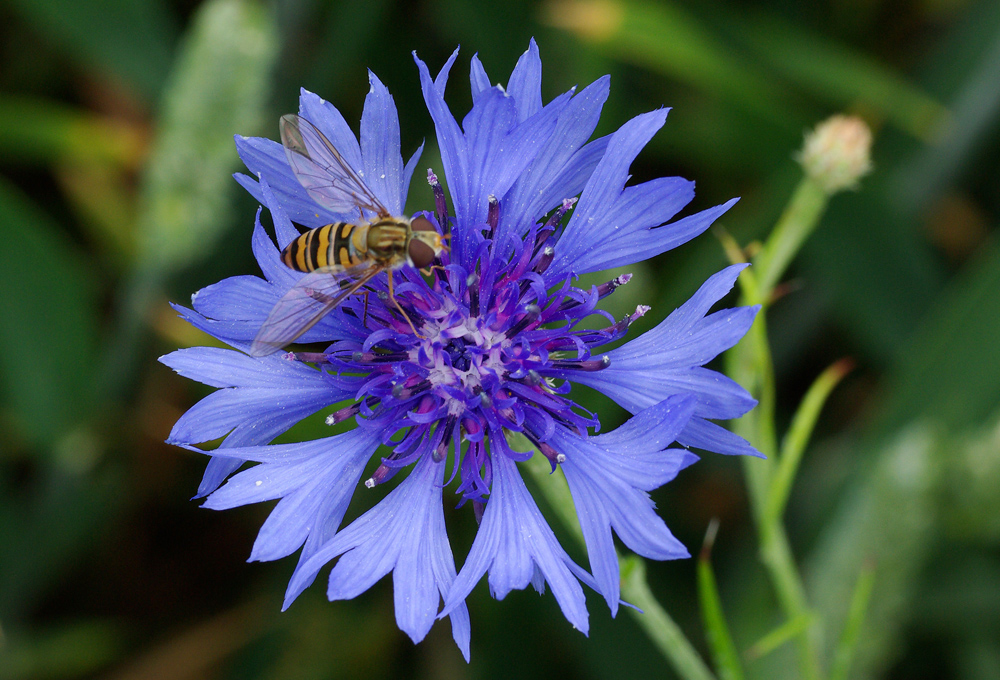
[249,114,446,357]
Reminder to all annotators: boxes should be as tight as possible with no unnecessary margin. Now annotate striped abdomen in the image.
[281,222,367,272]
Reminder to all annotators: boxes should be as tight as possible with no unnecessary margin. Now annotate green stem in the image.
[753,178,829,299]
[765,359,854,528]
[829,563,877,680]
[623,556,719,680]
[725,174,834,680]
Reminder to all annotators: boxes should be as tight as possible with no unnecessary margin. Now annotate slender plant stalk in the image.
[726,174,834,680]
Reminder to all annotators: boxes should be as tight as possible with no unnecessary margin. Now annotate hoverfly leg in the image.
[361,291,370,329]
[386,270,424,338]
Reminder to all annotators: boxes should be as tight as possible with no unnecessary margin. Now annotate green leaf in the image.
[737,12,948,141]
[0,97,145,168]
[697,523,746,680]
[744,613,814,661]
[543,0,800,129]
[876,233,1000,435]
[4,0,177,101]
[0,178,98,448]
[136,0,278,274]
[829,563,877,680]
[765,358,854,527]
[806,426,942,677]
[0,620,121,680]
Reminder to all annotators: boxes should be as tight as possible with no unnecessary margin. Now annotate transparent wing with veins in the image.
[280,114,390,218]
[249,263,382,357]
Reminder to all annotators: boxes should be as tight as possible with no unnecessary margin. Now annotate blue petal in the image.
[553,397,697,613]
[298,89,365,175]
[444,454,591,634]
[234,137,342,229]
[168,385,338,445]
[191,274,274,324]
[196,456,243,498]
[415,50,469,236]
[171,303,254,349]
[203,429,378,563]
[678,416,762,457]
[497,76,610,241]
[402,141,425,214]
[546,108,740,277]
[569,266,760,451]
[433,47,460,94]
[160,346,335,389]
[506,39,542,122]
[257,173,303,251]
[282,456,469,656]
[361,70,406,215]
[416,50,564,266]
[469,53,491,100]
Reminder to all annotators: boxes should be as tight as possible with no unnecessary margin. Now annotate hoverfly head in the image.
[408,215,447,268]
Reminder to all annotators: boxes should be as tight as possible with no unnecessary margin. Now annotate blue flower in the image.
[162,40,758,660]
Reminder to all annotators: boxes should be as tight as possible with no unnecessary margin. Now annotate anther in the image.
[468,272,480,313]
[365,463,398,488]
[352,351,407,364]
[428,169,450,232]
[550,355,611,371]
[286,351,330,363]
[326,399,373,425]
[542,197,577,232]
[533,197,577,254]
[525,430,565,472]
[390,379,432,401]
[557,273,632,312]
[433,416,457,463]
[599,273,632,296]
[506,304,541,337]
[532,245,555,274]
[486,195,500,235]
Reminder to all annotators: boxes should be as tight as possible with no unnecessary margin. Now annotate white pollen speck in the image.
[556,454,566,463]
[380,174,385,179]
[255,480,262,486]
[364,478,375,489]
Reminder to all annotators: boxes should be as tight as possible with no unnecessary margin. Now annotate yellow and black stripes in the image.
[333,222,364,268]
[281,222,366,272]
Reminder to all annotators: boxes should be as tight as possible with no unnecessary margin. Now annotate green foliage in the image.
[137,0,277,273]
[3,0,1000,678]
[0,178,97,448]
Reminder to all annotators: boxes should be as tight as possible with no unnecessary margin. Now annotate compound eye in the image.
[410,215,435,232]
[408,238,435,268]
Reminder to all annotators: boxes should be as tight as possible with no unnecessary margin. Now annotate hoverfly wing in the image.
[280,114,390,218]
[249,263,381,357]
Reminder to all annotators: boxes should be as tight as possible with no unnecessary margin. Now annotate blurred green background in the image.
[2,0,999,678]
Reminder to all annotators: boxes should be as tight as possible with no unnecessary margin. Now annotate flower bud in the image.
[798,115,873,194]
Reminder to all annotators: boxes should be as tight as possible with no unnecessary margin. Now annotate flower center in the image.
[290,193,648,501]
